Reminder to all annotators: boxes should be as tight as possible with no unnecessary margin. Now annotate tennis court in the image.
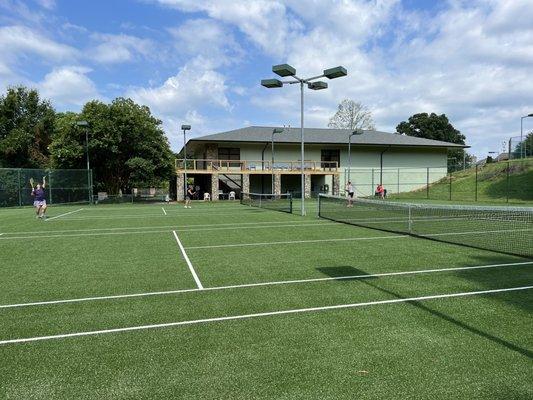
[0,199,532,399]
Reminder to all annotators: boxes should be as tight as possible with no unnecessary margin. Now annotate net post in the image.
[397,168,400,195]
[48,171,53,204]
[318,194,321,218]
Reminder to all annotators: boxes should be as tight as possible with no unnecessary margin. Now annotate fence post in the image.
[18,168,22,207]
[397,168,400,194]
[48,172,53,204]
[371,168,374,196]
[449,172,452,201]
[426,167,429,199]
[474,164,478,202]
[506,161,510,203]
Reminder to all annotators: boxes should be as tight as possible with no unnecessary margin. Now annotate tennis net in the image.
[318,194,533,258]
[241,193,293,213]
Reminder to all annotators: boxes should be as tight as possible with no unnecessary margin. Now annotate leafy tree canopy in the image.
[50,98,174,194]
[396,112,466,144]
[0,86,55,168]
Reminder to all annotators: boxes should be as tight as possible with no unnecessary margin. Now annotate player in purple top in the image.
[30,176,48,219]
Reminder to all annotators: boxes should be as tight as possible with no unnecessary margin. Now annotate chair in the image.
[203,192,211,201]
[229,191,236,200]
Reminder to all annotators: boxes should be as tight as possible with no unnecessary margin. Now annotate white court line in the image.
[2,261,530,309]
[162,207,167,215]
[45,208,83,221]
[0,222,334,241]
[1,286,531,345]
[185,235,409,249]
[0,220,324,236]
[172,230,203,289]
[59,210,267,221]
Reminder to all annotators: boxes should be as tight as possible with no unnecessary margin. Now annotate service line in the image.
[1,286,531,345]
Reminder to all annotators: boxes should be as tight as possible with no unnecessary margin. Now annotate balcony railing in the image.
[175,159,338,172]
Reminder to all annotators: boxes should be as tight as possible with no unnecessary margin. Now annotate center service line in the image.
[172,230,204,289]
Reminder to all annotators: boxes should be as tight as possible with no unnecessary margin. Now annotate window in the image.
[218,148,240,160]
[321,149,340,169]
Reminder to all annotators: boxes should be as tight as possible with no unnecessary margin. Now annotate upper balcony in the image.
[175,159,339,174]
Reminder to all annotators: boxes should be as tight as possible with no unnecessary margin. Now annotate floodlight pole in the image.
[271,127,284,193]
[347,130,363,184]
[181,125,191,199]
[261,65,347,216]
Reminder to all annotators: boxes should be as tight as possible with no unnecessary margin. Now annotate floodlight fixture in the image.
[261,63,348,215]
[324,66,347,79]
[272,127,284,134]
[181,125,191,130]
[76,120,89,127]
[308,81,328,90]
[273,64,296,77]
[261,79,284,88]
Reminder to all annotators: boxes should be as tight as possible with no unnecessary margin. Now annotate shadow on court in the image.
[317,265,533,360]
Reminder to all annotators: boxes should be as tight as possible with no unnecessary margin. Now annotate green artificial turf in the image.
[0,201,532,399]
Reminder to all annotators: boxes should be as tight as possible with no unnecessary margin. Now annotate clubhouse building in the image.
[176,126,466,201]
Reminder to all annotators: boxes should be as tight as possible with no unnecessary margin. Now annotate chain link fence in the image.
[509,135,532,160]
[0,168,92,207]
[345,158,533,204]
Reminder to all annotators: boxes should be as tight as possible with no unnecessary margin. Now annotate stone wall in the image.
[242,174,250,199]
[304,174,311,199]
[210,173,219,201]
[176,174,185,201]
[273,174,281,195]
[332,175,340,195]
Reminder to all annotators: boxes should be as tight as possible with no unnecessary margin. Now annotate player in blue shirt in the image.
[30,176,48,219]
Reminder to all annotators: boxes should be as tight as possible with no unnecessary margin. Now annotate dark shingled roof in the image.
[190,126,467,148]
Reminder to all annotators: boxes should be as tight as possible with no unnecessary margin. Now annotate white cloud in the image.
[39,66,102,107]
[168,18,243,67]
[0,25,78,63]
[91,33,154,64]
[34,0,55,10]
[153,0,296,56]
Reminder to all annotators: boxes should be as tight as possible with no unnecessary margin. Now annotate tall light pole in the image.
[347,129,364,184]
[520,113,533,159]
[271,127,284,193]
[76,120,91,203]
[262,64,347,216]
[181,125,191,199]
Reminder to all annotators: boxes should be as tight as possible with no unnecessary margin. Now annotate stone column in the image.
[332,174,340,195]
[273,174,281,195]
[304,174,311,199]
[211,173,219,201]
[242,174,250,199]
[177,174,185,201]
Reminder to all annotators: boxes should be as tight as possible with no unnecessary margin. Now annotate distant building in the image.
[176,126,466,200]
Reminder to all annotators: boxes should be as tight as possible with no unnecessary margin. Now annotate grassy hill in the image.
[391,158,533,205]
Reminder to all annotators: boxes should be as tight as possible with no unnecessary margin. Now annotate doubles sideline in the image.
[1,285,531,345]
[44,208,84,221]
[1,261,531,309]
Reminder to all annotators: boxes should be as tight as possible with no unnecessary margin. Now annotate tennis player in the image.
[345,181,354,207]
[184,185,196,208]
[30,176,48,219]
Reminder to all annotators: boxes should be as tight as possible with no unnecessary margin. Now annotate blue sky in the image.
[1,0,532,157]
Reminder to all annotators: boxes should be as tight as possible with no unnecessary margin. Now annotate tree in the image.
[396,112,473,170]
[328,99,376,130]
[50,98,174,194]
[0,86,55,168]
